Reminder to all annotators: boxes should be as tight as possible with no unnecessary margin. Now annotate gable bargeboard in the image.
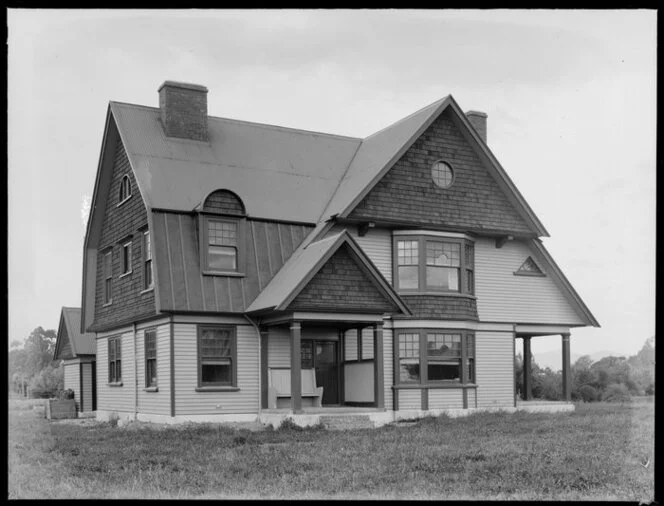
[349,108,533,235]
[287,244,400,313]
[91,139,156,331]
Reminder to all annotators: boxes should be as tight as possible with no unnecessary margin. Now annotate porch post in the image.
[373,322,385,409]
[290,321,302,413]
[523,336,532,401]
[260,327,269,409]
[562,333,571,401]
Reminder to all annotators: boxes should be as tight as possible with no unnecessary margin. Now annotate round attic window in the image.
[432,161,454,188]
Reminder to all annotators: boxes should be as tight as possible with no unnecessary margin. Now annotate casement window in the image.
[144,329,157,388]
[394,235,475,294]
[397,330,475,385]
[197,326,237,388]
[121,241,132,275]
[143,230,153,290]
[103,250,113,304]
[119,175,131,203]
[108,337,122,384]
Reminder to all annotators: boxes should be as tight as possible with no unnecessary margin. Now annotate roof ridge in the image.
[363,95,450,141]
[110,101,363,142]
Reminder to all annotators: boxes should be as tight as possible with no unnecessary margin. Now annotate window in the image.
[394,235,474,294]
[514,256,545,276]
[301,341,314,369]
[397,330,475,385]
[398,333,420,382]
[145,329,157,388]
[121,241,132,275]
[197,326,236,387]
[432,161,454,188]
[143,230,153,290]
[119,175,131,203]
[103,250,113,304]
[108,337,122,383]
[201,217,244,274]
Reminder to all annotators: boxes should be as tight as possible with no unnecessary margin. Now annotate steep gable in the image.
[287,245,400,313]
[348,108,534,235]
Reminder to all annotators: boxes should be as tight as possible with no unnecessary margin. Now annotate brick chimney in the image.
[158,81,209,142]
[465,110,487,143]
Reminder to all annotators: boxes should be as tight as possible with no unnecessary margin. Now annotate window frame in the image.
[395,329,475,386]
[144,328,157,389]
[118,174,132,205]
[108,336,122,385]
[196,325,238,390]
[142,230,154,291]
[120,240,132,277]
[431,160,455,189]
[102,249,113,305]
[199,214,246,277]
[393,234,475,295]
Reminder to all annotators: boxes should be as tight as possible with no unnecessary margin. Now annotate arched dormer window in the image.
[199,190,246,276]
[119,175,132,204]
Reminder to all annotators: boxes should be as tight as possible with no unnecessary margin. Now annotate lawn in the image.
[7,398,654,500]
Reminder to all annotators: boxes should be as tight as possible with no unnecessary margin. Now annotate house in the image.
[80,81,599,426]
[53,307,97,413]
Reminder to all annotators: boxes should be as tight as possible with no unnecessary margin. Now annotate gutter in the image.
[243,314,262,415]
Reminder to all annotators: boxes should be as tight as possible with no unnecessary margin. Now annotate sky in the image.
[7,9,656,369]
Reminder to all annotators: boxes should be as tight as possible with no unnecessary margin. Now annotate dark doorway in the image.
[302,340,339,405]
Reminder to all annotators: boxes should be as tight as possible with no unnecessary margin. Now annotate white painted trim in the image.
[95,410,260,425]
[170,314,250,325]
[261,312,385,325]
[136,317,171,331]
[515,324,571,335]
[392,320,514,332]
[393,230,474,241]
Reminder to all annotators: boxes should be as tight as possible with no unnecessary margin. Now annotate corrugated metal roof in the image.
[111,102,361,223]
[61,307,96,356]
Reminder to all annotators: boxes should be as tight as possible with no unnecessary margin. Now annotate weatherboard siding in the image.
[136,323,171,415]
[153,212,313,313]
[475,238,585,324]
[428,388,464,409]
[96,331,135,413]
[475,331,514,408]
[81,363,94,412]
[173,324,259,415]
[342,227,393,284]
[398,389,422,410]
[383,328,394,411]
[63,362,81,411]
[268,327,291,368]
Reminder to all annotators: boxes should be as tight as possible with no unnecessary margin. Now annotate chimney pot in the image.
[465,110,487,143]
[158,81,209,142]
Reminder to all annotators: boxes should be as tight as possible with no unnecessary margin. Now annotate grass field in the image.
[8,398,654,500]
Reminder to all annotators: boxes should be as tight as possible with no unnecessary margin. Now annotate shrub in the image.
[577,384,599,402]
[58,389,75,400]
[602,383,631,403]
[28,364,64,399]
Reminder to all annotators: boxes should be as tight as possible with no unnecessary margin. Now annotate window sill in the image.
[119,271,133,279]
[108,382,123,387]
[143,387,159,393]
[116,197,132,207]
[140,287,154,295]
[392,383,477,390]
[194,386,240,392]
[102,301,113,307]
[202,271,245,277]
[513,271,546,277]
[397,292,476,298]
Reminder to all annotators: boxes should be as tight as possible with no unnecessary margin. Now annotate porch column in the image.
[373,322,385,409]
[260,327,269,409]
[523,336,532,401]
[290,321,302,413]
[562,333,571,401]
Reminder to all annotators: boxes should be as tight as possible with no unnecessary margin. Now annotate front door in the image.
[315,341,339,405]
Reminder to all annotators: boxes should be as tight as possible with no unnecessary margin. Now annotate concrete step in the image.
[319,415,374,430]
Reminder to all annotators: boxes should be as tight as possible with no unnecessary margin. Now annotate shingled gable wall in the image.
[349,108,533,235]
[92,140,156,331]
[288,245,399,313]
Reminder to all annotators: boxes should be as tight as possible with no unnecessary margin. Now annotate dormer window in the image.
[119,175,131,204]
[199,190,246,276]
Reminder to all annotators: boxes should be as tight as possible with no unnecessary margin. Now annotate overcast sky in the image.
[8,9,656,367]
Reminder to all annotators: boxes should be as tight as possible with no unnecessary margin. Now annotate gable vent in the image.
[158,81,209,142]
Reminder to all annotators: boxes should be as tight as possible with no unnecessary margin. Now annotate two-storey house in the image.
[81,81,598,426]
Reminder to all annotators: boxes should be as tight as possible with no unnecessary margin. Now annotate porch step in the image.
[319,415,374,431]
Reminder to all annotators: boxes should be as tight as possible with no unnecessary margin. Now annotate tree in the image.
[628,336,655,395]
[8,326,58,395]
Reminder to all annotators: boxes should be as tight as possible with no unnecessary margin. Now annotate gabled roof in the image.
[246,230,411,315]
[54,307,96,360]
[110,102,361,223]
[529,239,600,327]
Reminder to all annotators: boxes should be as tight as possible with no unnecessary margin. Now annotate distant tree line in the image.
[8,327,64,398]
[515,336,655,402]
